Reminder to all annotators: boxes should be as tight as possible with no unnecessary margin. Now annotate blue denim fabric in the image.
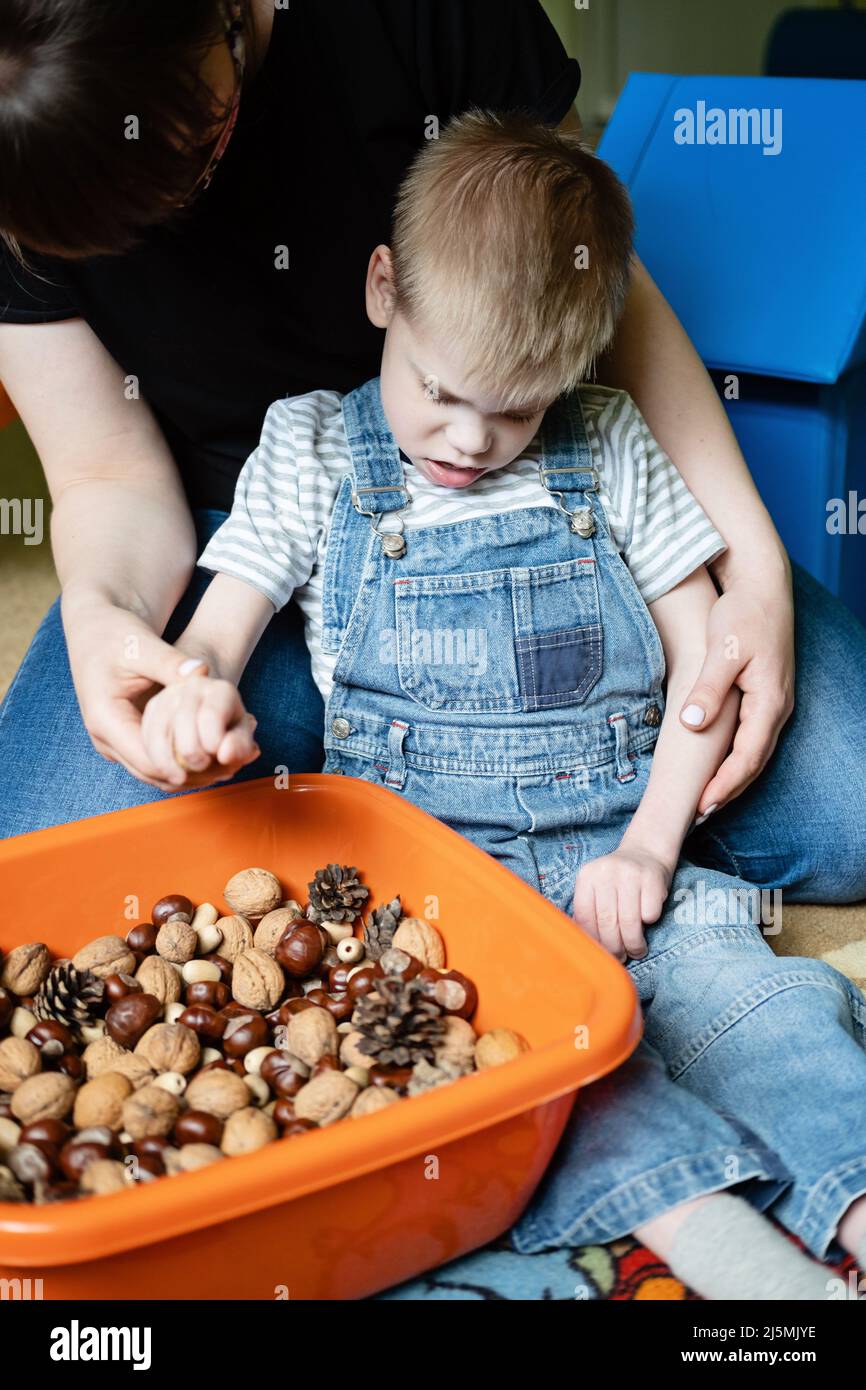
[320,378,866,1263]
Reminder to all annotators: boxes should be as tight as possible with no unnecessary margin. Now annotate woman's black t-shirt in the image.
[0,0,580,512]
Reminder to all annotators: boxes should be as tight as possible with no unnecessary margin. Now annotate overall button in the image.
[643,703,662,727]
[382,533,406,558]
[570,508,596,538]
[332,718,351,739]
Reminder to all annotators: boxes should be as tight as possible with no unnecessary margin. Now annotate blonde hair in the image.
[390,108,634,412]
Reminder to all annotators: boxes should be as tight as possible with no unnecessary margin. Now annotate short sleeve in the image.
[407,0,581,126]
[588,390,727,605]
[0,242,80,323]
[197,399,321,611]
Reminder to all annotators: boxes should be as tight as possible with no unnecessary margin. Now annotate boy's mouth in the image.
[423,457,486,488]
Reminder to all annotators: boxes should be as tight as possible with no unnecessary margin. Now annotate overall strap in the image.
[538,390,602,538]
[341,376,411,557]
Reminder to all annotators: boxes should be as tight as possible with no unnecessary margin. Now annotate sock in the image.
[665,1193,832,1301]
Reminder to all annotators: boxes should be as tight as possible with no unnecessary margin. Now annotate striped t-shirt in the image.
[199,384,726,702]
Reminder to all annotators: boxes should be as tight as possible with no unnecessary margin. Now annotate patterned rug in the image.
[376,1230,858,1301]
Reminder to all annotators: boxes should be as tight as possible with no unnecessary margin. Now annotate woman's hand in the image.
[571,847,672,962]
[61,593,258,792]
[678,571,795,816]
[140,671,259,790]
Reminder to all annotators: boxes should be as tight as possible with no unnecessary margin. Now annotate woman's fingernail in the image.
[681,704,706,727]
[179,657,205,676]
[694,803,719,827]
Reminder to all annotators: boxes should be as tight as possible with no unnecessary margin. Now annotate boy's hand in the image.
[571,847,671,962]
[140,668,260,791]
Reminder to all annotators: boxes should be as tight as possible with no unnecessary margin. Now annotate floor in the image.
[2,417,865,967]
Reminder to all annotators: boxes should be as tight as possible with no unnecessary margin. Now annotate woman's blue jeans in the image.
[1,509,865,908]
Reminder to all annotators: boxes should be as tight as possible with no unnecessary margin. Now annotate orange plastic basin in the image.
[0,774,641,1299]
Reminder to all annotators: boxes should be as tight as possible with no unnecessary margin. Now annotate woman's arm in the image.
[0,318,246,790]
[558,107,796,812]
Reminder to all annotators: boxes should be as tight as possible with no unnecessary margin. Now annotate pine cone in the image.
[352,975,446,1068]
[33,961,104,1038]
[306,864,369,924]
[407,1055,474,1097]
[363,896,402,962]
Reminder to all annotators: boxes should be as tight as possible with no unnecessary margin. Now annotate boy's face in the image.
[367,247,553,490]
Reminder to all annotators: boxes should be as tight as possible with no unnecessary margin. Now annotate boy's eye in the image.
[421,379,534,426]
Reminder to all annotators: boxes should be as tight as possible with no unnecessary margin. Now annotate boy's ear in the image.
[365,245,397,328]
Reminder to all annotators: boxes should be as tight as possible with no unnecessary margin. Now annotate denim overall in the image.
[322,376,866,1262]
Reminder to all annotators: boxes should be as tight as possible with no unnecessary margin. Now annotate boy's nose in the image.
[446,420,493,459]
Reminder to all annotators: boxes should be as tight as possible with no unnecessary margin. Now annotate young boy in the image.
[139,111,866,1299]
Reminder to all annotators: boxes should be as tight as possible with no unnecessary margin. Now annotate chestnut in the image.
[280,1118,318,1137]
[19,1118,71,1151]
[26,1019,75,1058]
[9,1141,58,1185]
[104,972,142,1004]
[327,963,354,993]
[272,1098,297,1127]
[260,1050,305,1099]
[174,1110,224,1147]
[106,992,162,1049]
[0,987,13,1032]
[280,997,315,1018]
[373,948,422,982]
[221,1012,268,1058]
[178,1005,226,1041]
[418,968,478,1021]
[368,1064,413,1093]
[276,923,323,978]
[202,953,233,984]
[151,894,193,927]
[346,967,378,1002]
[184,980,231,1010]
[60,1140,111,1182]
[55,1053,85,1082]
[133,1135,171,1159]
[306,989,354,1024]
[125,922,158,954]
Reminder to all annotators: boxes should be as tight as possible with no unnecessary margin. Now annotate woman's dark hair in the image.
[0,0,259,265]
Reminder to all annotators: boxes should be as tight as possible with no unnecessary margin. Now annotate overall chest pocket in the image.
[394,556,603,713]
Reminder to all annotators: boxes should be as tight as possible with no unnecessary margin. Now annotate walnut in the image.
[253,908,301,957]
[286,1006,337,1067]
[0,1036,41,1092]
[221,1105,277,1156]
[80,1158,130,1196]
[108,1055,157,1091]
[155,919,197,964]
[163,1143,224,1174]
[231,948,285,1011]
[135,955,182,1005]
[10,1072,76,1125]
[339,1030,373,1070]
[223,868,282,922]
[434,1016,477,1069]
[350,1086,401,1118]
[213,915,254,962]
[474,1028,529,1070]
[82,1034,128,1078]
[73,935,136,980]
[391,918,446,968]
[183,1067,251,1119]
[121,1084,180,1139]
[0,943,52,996]
[73,1072,133,1130]
[294,1071,359,1126]
[134,1023,200,1075]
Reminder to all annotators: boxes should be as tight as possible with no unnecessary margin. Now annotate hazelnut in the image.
[434,1016,478,1069]
[184,1067,250,1119]
[286,1007,337,1067]
[231,949,285,1011]
[391,919,446,968]
[220,1105,277,1156]
[155,919,197,964]
[254,908,301,957]
[294,1071,358,1126]
[151,894,193,926]
[135,1023,201,1075]
[350,1086,401,1118]
[79,1158,129,1195]
[106,993,163,1049]
[73,1072,133,1131]
[474,1029,529,1069]
[276,923,324,978]
[73,936,137,981]
[11,1072,76,1125]
[1,943,52,996]
[0,1036,41,1092]
[135,955,183,1005]
[224,868,282,922]
[212,915,254,962]
[121,1084,180,1139]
